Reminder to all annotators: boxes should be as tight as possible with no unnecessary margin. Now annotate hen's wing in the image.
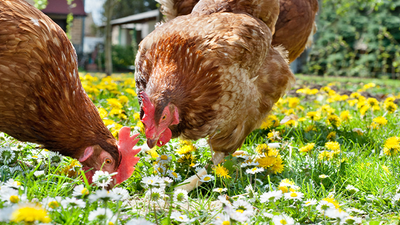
[272,0,318,63]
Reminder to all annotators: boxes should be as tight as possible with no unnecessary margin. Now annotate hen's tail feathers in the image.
[306,22,317,48]
[274,45,290,64]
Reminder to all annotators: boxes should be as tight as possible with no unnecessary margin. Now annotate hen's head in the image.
[140,92,179,148]
[79,127,141,187]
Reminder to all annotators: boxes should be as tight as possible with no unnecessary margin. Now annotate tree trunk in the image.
[104,0,114,76]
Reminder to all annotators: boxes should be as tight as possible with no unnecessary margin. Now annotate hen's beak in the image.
[147,138,157,149]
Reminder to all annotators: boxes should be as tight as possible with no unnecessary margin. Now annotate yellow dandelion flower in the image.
[133,112,140,121]
[284,119,297,127]
[383,136,400,156]
[107,98,123,109]
[125,88,137,96]
[372,116,388,126]
[347,99,358,107]
[327,132,336,140]
[359,105,370,116]
[306,111,320,121]
[327,115,341,127]
[136,121,145,133]
[350,92,361,99]
[367,98,379,107]
[298,117,307,122]
[288,97,300,108]
[118,95,129,105]
[363,83,376,90]
[318,151,333,161]
[305,125,317,132]
[299,143,315,153]
[256,156,276,168]
[11,204,52,223]
[270,155,284,174]
[260,114,280,129]
[267,130,280,141]
[340,110,351,121]
[148,149,159,158]
[384,102,398,113]
[213,164,231,178]
[325,141,340,151]
[176,145,196,155]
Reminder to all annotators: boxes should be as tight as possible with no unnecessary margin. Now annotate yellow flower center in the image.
[160,155,168,160]
[81,188,89,195]
[222,221,230,225]
[172,172,178,178]
[280,219,288,224]
[203,176,211,181]
[236,209,244,213]
[252,168,257,172]
[290,192,298,197]
[10,195,20,203]
[109,222,114,225]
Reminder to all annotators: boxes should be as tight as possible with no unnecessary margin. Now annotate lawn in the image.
[0,72,400,224]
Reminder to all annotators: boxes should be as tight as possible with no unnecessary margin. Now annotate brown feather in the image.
[0,0,119,163]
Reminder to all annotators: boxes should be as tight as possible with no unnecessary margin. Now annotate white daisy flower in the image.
[284,191,304,201]
[260,190,283,203]
[263,212,274,218]
[316,200,336,213]
[48,151,63,166]
[154,164,167,175]
[345,185,359,194]
[33,170,45,177]
[347,207,366,215]
[170,212,190,222]
[42,196,63,211]
[213,187,227,193]
[126,218,155,225]
[319,174,329,179]
[89,189,121,202]
[324,208,349,219]
[88,207,113,221]
[72,185,90,197]
[344,215,363,224]
[0,146,16,165]
[142,175,164,188]
[199,174,214,183]
[246,167,264,174]
[162,177,174,185]
[218,195,232,206]
[92,171,116,188]
[110,187,130,201]
[0,187,25,204]
[156,154,171,164]
[225,205,249,223]
[303,199,317,207]
[4,179,24,190]
[232,199,254,217]
[174,189,189,203]
[61,197,86,208]
[272,214,295,225]
[145,188,165,203]
[213,213,231,225]
[168,170,182,182]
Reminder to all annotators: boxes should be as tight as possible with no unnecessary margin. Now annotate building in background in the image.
[25,0,87,58]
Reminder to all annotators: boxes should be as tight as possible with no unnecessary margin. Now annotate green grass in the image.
[0,73,400,224]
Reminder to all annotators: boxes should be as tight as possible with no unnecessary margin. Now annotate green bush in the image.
[307,1,400,79]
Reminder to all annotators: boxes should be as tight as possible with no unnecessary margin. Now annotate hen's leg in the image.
[175,151,225,192]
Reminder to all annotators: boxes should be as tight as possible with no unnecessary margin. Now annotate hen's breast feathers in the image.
[136,11,294,152]
[0,0,113,157]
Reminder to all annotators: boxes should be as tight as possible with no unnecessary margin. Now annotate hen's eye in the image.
[105,158,112,164]
[162,115,166,120]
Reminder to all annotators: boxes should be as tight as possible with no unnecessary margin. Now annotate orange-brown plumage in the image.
[136,0,295,158]
[272,0,319,63]
[0,0,140,186]
[157,0,319,63]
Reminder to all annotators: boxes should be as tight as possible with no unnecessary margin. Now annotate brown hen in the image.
[0,0,140,187]
[157,0,319,63]
[136,0,295,190]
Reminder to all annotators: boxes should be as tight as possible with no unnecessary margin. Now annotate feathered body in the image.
[136,0,295,156]
[157,0,319,64]
[272,0,318,63]
[0,0,140,186]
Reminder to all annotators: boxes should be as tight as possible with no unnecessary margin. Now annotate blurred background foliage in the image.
[307,0,400,79]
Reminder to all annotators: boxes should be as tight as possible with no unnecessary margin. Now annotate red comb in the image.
[140,92,155,128]
[115,126,141,184]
